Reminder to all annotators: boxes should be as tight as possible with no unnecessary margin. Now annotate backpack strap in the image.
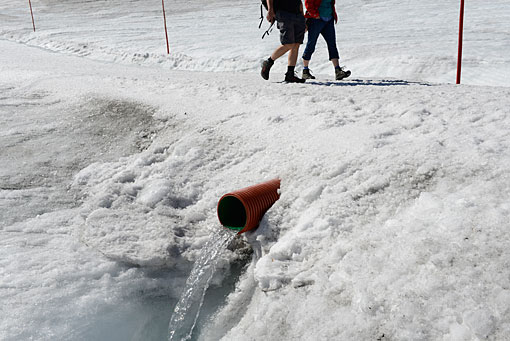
[259,2,275,39]
[261,21,274,39]
[259,3,264,29]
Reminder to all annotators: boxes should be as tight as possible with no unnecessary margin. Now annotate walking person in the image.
[301,0,350,80]
[260,0,307,83]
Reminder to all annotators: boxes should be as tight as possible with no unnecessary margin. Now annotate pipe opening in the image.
[217,195,246,231]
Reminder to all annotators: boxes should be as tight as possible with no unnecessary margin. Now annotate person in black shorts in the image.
[260,0,306,83]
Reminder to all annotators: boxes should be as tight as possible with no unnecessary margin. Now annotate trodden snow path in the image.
[1,0,509,86]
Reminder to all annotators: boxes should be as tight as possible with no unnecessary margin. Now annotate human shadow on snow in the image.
[305,78,433,87]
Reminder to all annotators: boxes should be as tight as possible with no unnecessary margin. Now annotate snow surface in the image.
[1,0,510,340]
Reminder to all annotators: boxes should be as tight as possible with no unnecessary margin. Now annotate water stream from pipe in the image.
[168,228,236,341]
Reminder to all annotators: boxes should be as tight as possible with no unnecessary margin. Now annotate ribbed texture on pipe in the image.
[217,179,280,234]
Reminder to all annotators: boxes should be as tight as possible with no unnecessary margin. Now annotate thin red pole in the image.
[28,0,36,32]
[456,0,465,84]
[161,0,170,54]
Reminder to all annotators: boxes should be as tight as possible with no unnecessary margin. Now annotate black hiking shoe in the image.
[335,66,351,80]
[302,69,316,80]
[261,59,273,80]
[284,72,306,83]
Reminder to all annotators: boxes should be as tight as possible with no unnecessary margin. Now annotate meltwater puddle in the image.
[168,228,236,341]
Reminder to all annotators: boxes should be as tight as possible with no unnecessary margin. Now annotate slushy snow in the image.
[1,0,510,340]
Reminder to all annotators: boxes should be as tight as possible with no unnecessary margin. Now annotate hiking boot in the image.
[261,59,273,80]
[302,69,316,80]
[284,72,306,83]
[335,66,351,80]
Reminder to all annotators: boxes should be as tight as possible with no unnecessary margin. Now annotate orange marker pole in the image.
[456,0,465,84]
[161,0,170,54]
[28,0,36,32]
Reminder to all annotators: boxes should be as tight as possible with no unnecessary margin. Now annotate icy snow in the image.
[1,0,510,340]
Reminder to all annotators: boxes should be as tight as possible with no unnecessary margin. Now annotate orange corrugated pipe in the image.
[217,179,280,234]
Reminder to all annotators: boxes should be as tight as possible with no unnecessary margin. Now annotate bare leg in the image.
[271,44,293,61]
[303,59,310,67]
[331,58,339,68]
[287,43,300,67]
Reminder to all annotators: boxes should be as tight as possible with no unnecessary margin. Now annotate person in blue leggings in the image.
[301,0,351,80]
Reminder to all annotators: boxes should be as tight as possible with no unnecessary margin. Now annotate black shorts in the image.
[275,10,305,45]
